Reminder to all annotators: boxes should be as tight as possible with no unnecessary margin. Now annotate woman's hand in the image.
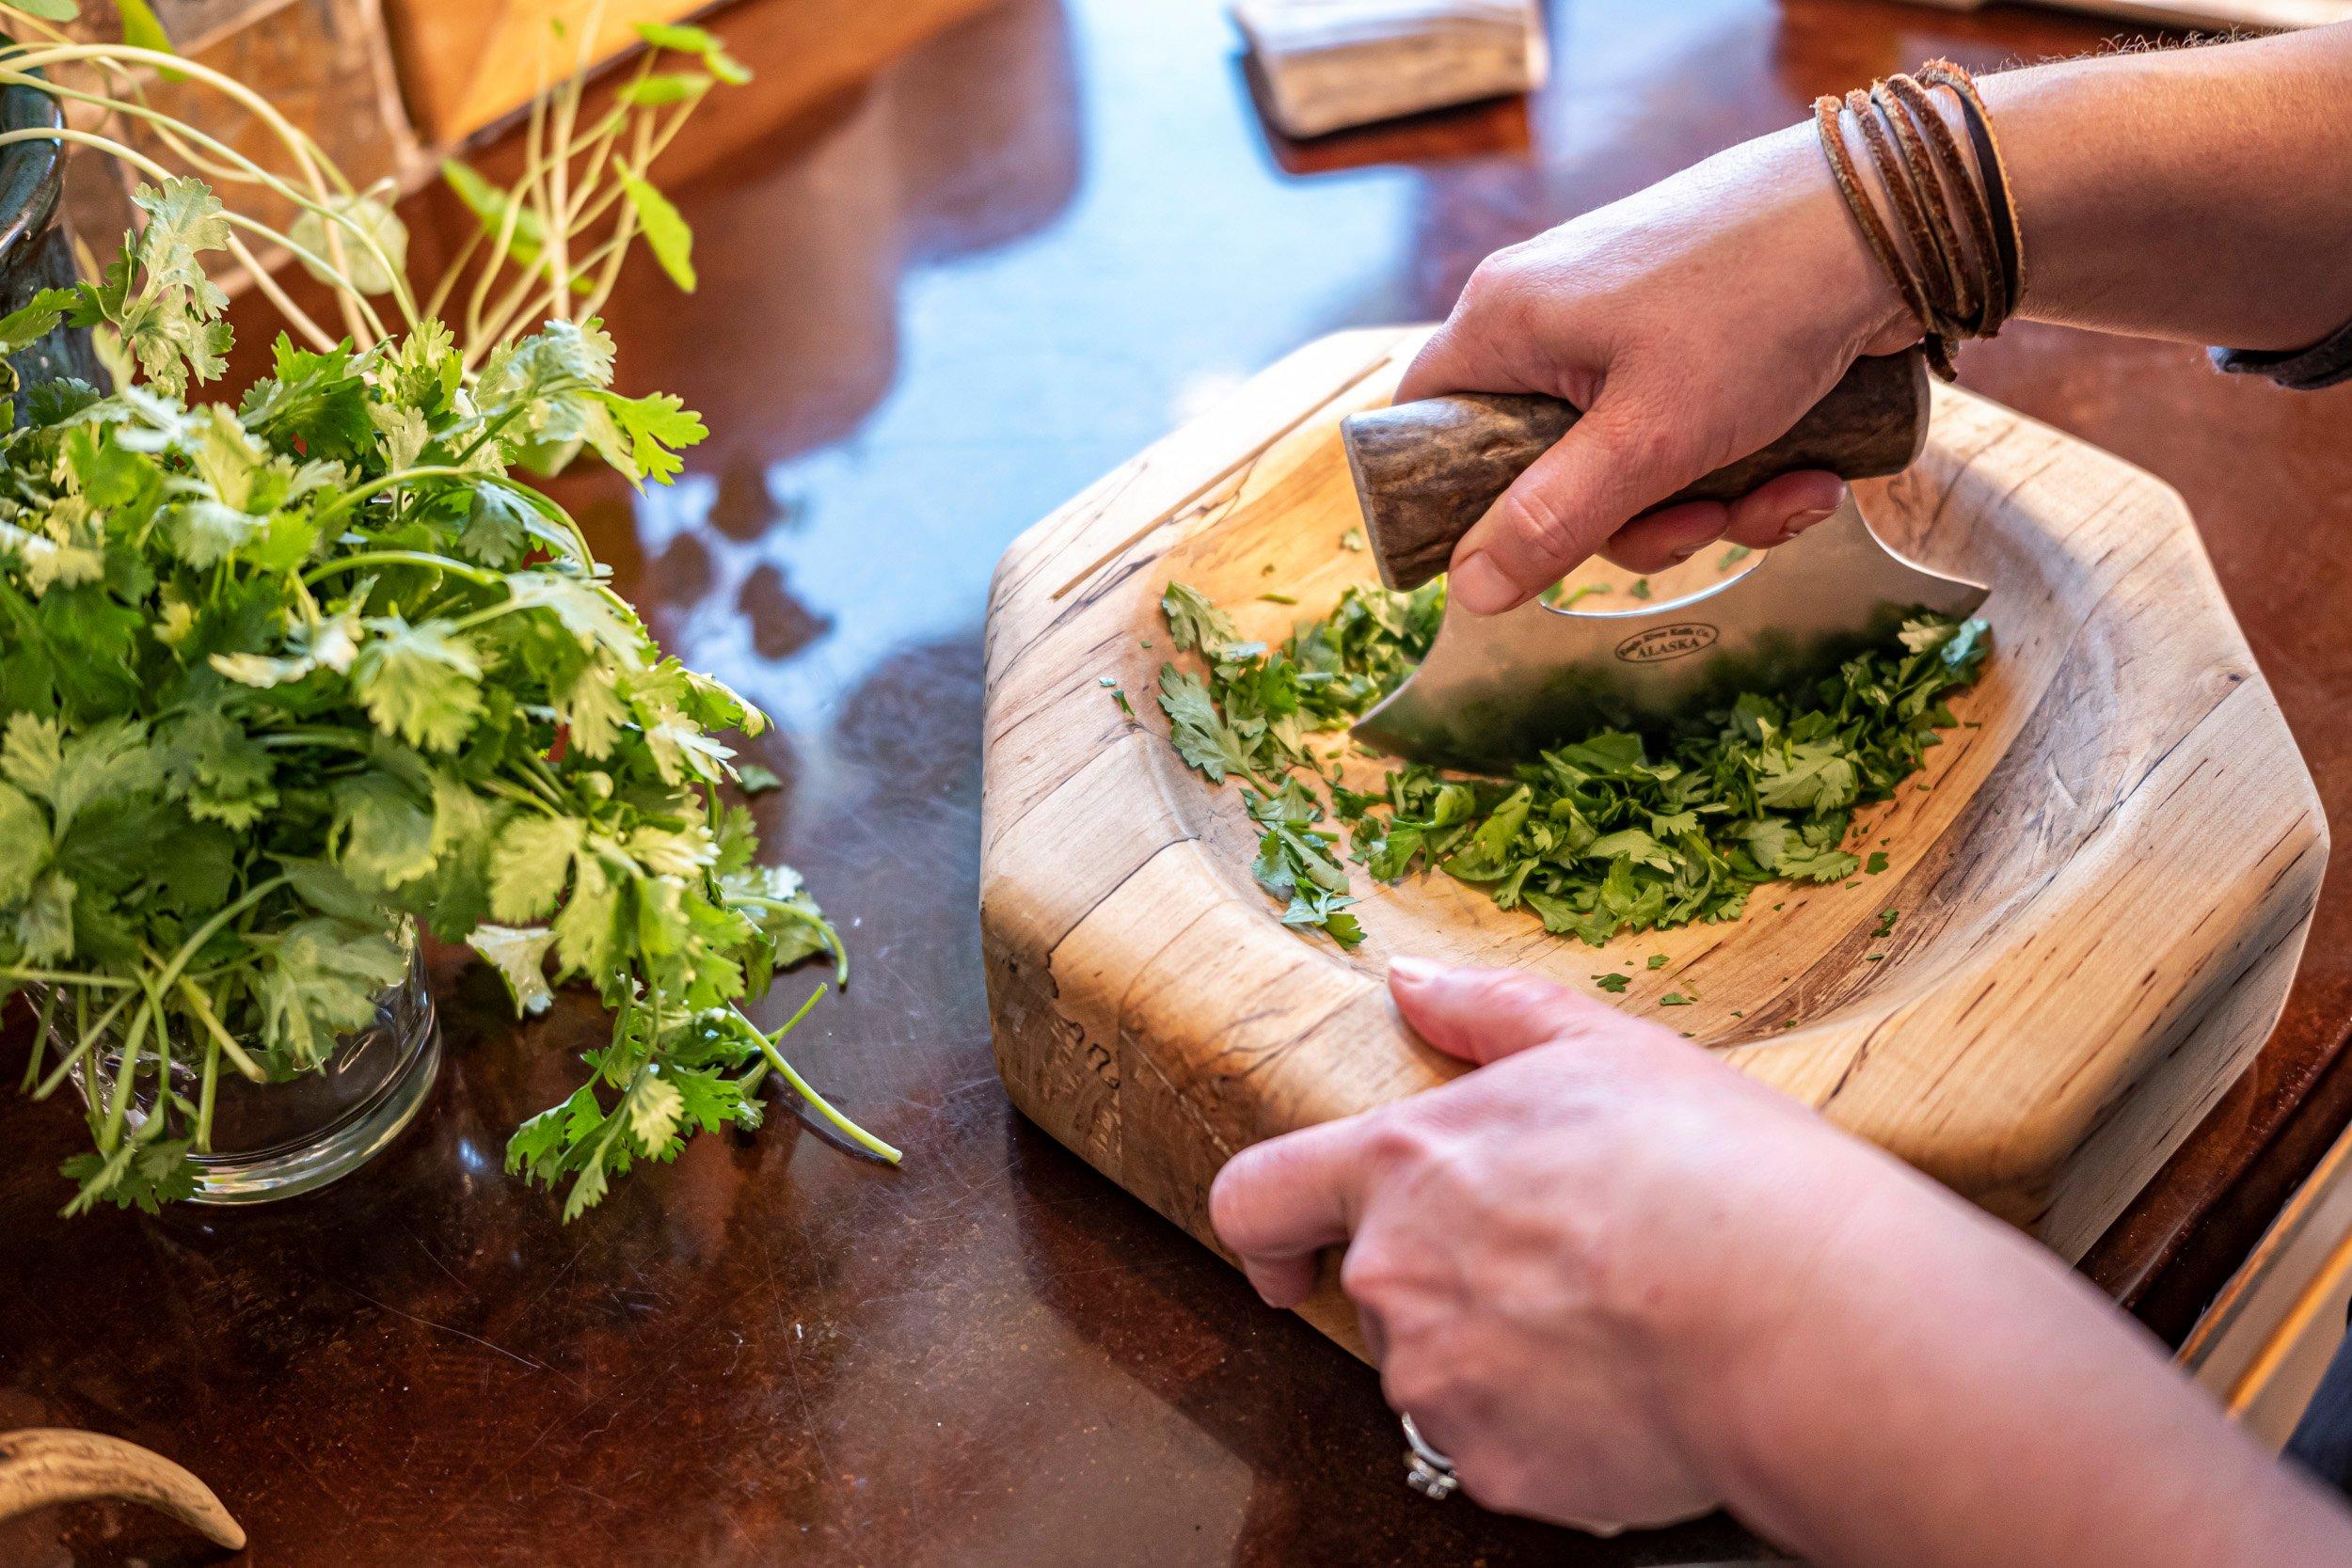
[1399,125,1916,613]
[1209,960,2352,1565]
[1209,958,1918,1528]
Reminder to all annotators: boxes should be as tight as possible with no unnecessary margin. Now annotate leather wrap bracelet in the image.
[1814,60,2021,380]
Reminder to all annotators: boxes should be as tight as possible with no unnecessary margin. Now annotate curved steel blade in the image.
[1349,496,1987,773]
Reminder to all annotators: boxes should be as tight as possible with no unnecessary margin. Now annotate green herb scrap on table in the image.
[0,10,898,1218]
[1146,578,1990,953]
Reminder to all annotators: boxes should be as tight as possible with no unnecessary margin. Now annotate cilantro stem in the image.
[176,978,269,1084]
[444,598,528,635]
[522,757,568,809]
[197,1040,221,1152]
[258,726,373,752]
[0,967,137,990]
[483,777,560,816]
[96,877,299,1141]
[34,989,136,1100]
[148,990,178,1146]
[153,878,289,1002]
[727,895,850,985]
[732,998,899,1164]
[97,988,157,1152]
[300,547,503,589]
[448,404,527,470]
[20,985,56,1093]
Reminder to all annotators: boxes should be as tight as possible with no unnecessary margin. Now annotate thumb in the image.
[1447,387,1719,615]
[1389,958,1618,1066]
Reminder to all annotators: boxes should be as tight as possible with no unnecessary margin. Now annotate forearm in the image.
[1691,1169,2352,1568]
[1979,25,2352,351]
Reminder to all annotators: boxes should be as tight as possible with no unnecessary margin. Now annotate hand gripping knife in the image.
[1342,350,1987,772]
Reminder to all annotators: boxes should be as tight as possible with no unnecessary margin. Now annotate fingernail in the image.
[1449,551,1519,615]
[1785,506,1836,537]
[1390,955,1443,987]
[1668,543,1700,563]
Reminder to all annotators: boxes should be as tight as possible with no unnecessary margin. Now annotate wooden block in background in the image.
[56,0,421,287]
[380,0,1007,148]
[1895,0,2352,30]
[1232,0,1545,139]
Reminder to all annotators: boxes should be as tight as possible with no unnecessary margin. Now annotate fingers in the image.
[1389,958,1614,1066]
[1447,395,1714,614]
[1209,1117,1371,1308]
[1596,499,1732,574]
[1393,263,1561,406]
[1394,318,1490,406]
[1597,470,1845,573]
[1720,469,1846,548]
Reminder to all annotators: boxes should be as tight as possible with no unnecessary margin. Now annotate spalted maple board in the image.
[978,326,2328,1353]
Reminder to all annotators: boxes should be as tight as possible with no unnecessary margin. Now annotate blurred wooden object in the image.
[1898,0,2352,31]
[0,1429,245,1551]
[1232,0,1545,138]
[2184,1119,2352,1448]
[381,0,1006,146]
[56,0,421,282]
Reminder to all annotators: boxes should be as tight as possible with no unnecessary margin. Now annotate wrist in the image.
[1758,120,1921,360]
[1618,1132,2024,1538]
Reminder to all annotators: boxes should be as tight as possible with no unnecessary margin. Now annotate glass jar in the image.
[57,921,441,1204]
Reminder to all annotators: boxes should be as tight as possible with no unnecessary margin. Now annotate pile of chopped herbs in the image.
[0,180,894,1220]
[1148,578,1989,950]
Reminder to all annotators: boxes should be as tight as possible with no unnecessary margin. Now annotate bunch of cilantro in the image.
[1152,576,1988,948]
[0,178,893,1219]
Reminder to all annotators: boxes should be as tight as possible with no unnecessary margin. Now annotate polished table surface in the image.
[8,1,2352,1562]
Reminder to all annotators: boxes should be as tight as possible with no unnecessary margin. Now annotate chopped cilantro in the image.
[1593,973,1629,993]
[1660,993,1692,1006]
[1865,851,1890,875]
[1716,545,1752,571]
[1873,908,1899,938]
[1147,576,1988,953]
[1647,954,1669,970]
[1340,527,1366,551]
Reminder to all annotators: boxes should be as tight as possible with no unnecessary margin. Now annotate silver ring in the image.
[1400,1413,1458,1500]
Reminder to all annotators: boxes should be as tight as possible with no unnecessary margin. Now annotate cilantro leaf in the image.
[71,178,233,394]
[1157,664,1257,783]
[619,175,696,292]
[1160,582,1243,657]
[351,617,485,750]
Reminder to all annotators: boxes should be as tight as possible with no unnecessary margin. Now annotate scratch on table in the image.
[402,1220,469,1290]
[343,1285,555,1375]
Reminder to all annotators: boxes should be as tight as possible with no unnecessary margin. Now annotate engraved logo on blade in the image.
[1614,624,1720,663]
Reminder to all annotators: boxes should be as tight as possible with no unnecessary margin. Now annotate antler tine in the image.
[0,1427,246,1550]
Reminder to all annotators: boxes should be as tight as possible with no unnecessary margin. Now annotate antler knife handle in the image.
[1343,350,1931,592]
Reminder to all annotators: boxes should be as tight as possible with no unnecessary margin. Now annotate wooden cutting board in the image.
[978,326,2327,1350]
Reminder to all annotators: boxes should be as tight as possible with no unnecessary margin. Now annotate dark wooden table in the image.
[8,1,2352,1562]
